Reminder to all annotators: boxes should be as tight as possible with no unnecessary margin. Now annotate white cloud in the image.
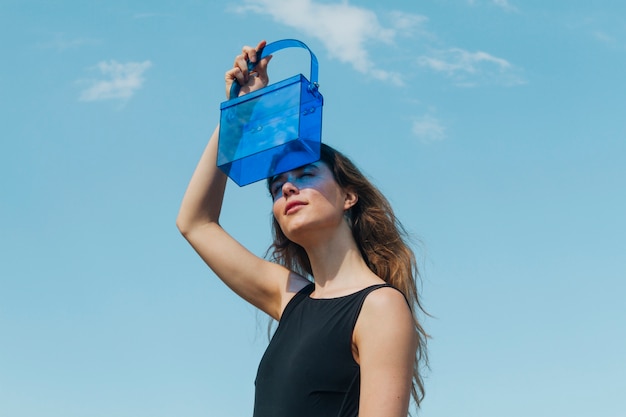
[492,0,518,12]
[592,31,616,45]
[388,10,428,33]
[466,0,518,12]
[234,0,427,84]
[417,48,523,86]
[133,12,174,19]
[79,60,152,102]
[418,48,510,74]
[411,115,446,143]
[233,0,523,88]
[40,34,101,51]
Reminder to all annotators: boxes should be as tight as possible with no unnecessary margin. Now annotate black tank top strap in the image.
[348,284,394,330]
[371,283,413,310]
[280,282,314,321]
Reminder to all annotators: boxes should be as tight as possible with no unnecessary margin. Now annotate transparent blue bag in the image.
[218,39,323,186]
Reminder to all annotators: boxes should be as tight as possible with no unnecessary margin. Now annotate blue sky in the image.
[1,1,625,416]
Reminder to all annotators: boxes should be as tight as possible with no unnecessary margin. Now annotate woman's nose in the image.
[282,180,299,196]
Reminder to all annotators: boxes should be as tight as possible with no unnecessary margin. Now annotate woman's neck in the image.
[304,225,382,297]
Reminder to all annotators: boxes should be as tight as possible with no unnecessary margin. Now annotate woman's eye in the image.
[271,184,283,196]
[270,169,316,198]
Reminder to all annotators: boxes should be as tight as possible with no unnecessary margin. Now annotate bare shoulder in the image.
[355,286,415,344]
[362,286,412,318]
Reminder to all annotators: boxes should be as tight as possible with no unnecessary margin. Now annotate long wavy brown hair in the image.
[266,143,429,409]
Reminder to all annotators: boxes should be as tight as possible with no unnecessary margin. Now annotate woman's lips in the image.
[285,201,306,214]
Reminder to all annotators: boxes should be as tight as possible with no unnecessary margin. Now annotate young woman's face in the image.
[270,162,352,242]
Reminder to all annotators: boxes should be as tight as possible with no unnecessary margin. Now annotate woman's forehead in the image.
[269,161,328,183]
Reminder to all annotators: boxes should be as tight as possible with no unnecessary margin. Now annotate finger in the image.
[255,54,272,70]
[225,67,244,99]
[228,66,245,85]
[241,44,256,66]
[255,40,267,51]
[225,66,238,81]
[242,40,267,65]
[233,52,250,83]
[254,54,273,81]
[250,40,267,64]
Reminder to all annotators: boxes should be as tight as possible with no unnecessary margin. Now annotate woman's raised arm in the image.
[176,41,308,320]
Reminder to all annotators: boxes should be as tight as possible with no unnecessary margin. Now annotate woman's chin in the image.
[281,225,311,246]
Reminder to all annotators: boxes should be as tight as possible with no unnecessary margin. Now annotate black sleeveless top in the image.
[253,283,393,417]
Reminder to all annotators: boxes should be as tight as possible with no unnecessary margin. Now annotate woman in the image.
[176,40,428,417]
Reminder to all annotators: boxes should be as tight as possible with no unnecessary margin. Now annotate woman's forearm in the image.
[176,125,227,235]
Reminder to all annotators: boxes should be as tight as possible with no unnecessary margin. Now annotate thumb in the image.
[255,54,273,79]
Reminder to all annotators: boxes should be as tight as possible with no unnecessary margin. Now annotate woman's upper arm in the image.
[354,287,417,417]
[182,222,309,320]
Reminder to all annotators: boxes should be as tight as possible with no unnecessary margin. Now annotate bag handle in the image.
[229,39,319,99]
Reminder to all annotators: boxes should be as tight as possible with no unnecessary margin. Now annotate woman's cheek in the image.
[272,202,282,219]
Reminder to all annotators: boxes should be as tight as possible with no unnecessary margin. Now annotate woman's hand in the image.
[225,40,273,99]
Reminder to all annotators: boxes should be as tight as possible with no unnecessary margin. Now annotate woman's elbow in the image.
[176,214,195,237]
[176,214,217,238]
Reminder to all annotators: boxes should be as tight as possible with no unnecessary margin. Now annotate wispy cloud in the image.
[388,10,429,35]
[411,115,446,144]
[133,12,174,19]
[467,0,518,12]
[491,0,518,12]
[234,0,521,87]
[418,48,511,73]
[78,60,152,102]
[234,0,428,84]
[592,31,617,45]
[40,33,101,51]
[417,48,523,86]
[564,13,624,49]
